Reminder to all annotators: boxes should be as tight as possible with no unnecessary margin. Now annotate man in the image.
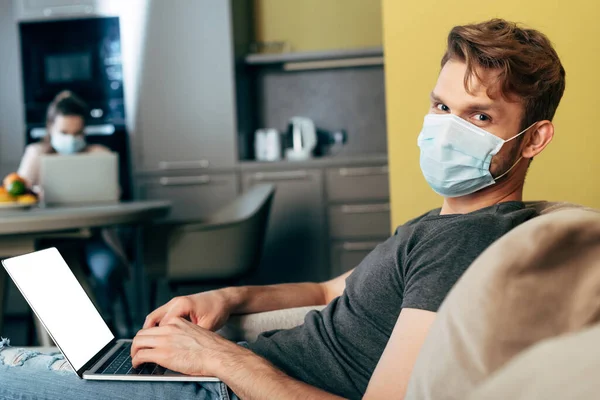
[0,18,564,400]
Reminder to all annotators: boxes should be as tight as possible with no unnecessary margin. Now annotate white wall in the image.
[0,0,25,175]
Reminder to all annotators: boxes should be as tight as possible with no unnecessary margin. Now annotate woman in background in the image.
[18,90,109,186]
[17,90,130,334]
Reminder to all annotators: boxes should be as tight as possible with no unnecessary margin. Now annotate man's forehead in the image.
[434,60,519,109]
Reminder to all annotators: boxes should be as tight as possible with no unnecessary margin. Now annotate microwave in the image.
[19,16,125,125]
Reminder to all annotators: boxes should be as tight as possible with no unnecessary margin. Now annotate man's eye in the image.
[436,104,450,112]
[474,113,490,121]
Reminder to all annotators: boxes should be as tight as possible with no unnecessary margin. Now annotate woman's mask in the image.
[51,130,86,155]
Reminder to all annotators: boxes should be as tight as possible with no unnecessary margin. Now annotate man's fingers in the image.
[158,304,192,327]
[143,306,168,329]
[159,308,191,327]
[131,348,165,369]
[131,334,163,358]
[135,325,178,337]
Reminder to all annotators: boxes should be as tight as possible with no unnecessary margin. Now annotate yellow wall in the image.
[382,0,600,228]
[253,0,382,52]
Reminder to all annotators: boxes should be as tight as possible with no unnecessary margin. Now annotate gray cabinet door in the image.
[242,169,327,284]
[330,241,381,278]
[137,173,238,221]
[135,0,237,171]
[326,166,389,202]
[328,203,391,239]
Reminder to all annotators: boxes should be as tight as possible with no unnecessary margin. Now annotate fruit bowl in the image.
[0,172,39,211]
[0,202,33,211]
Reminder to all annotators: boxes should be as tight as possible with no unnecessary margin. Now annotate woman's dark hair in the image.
[46,90,89,128]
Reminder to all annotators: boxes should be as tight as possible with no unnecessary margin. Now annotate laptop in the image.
[40,153,120,206]
[1,247,219,382]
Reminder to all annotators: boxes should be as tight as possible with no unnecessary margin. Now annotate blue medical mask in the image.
[51,130,86,155]
[417,114,535,198]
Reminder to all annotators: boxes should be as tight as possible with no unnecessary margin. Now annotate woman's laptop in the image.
[40,153,120,206]
[1,247,219,382]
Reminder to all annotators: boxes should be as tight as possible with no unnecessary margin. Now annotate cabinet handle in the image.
[252,170,309,182]
[159,176,211,186]
[339,166,388,177]
[340,165,389,176]
[159,160,210,170]
[340,203,390,214]
[42,4,94,16]
[342,241,380,251]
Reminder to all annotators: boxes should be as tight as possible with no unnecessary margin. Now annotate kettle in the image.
[284,117,317,161]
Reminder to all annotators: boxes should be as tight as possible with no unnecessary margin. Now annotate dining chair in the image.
[143,184,275,309]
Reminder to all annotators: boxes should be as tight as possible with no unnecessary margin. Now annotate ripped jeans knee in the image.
[0,337,72,373]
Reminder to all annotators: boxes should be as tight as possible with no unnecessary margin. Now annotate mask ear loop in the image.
[494,156,523,181]
[504,122,538,143]
[494,122,538,181]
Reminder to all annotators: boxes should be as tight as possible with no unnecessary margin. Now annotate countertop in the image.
[135,154,388,177]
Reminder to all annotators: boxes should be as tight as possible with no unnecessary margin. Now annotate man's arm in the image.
[363,308,437,399]
[214,346,345,400]
[226,269,353,315]
[132,318,345,400]
[144,269,353,329]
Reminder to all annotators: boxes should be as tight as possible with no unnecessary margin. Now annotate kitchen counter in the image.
[135,153,388,177]
[238,153,388,171]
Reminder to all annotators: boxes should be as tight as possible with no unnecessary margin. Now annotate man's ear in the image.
[522,120,554,159]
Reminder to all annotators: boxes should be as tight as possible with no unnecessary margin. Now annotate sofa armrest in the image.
[218,305,326,342]
[17,306,326,353]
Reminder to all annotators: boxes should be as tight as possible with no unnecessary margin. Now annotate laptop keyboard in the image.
[96,343,166,376]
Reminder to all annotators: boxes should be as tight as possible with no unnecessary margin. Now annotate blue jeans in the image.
[85,239,121,320]
[0,338,239,400]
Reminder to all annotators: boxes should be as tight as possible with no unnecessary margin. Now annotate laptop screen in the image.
[2,248,114,371]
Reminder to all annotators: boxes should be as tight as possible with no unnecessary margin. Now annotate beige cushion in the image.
[406,205,600,400]
[218,305,326,342]
[467,322,600,399]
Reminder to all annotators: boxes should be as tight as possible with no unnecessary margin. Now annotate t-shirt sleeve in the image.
[17,144,43,187]
[401,215,511,312]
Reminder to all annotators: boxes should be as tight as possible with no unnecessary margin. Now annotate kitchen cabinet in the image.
[328,203,391,239]
[13,0,97,20]
[325,163,391,278]
[134,0,237,172]
[242,169,327,283]
[330,241,380,277]
[239,158,390,283]
[136,173,238,222]
[326,166,389,202]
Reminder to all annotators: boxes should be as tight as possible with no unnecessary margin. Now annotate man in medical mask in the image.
[0,19,566,400]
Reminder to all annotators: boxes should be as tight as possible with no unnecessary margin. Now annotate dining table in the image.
[0,200,171,345]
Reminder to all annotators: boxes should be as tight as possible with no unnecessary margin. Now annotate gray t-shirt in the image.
[248,201,537,399]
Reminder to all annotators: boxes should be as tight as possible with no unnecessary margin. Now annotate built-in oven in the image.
[19,16,124,126]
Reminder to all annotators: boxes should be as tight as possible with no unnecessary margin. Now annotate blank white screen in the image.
[3,248,114,371]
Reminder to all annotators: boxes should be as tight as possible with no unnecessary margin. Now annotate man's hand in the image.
[133,318,345,400]
[143,290,233,331]
[132,317,248,376]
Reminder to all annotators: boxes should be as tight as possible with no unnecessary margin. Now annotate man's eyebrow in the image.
[429,91,499,112]
[429,91,443,103]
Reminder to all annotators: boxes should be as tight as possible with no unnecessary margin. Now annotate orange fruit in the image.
[3,172,25,188]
